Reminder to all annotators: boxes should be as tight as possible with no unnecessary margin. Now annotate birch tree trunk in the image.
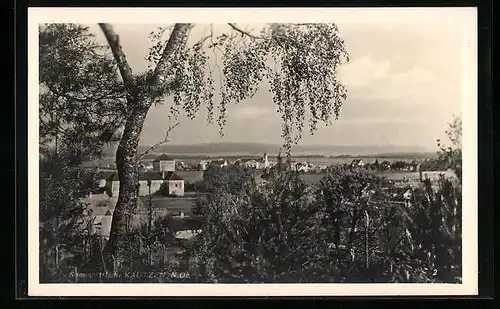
[105,107,148,259]
[99,23,191,269]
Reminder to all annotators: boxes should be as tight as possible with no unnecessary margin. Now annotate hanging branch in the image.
[138,122,180,160]
[227,23,262,39]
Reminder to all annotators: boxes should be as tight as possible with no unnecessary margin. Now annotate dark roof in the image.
[164,171,184,181]
[210,159,227,165]
[105,171,177,181]
[154,154,174,162]
[139,171,165,181]
[238,158,259,163]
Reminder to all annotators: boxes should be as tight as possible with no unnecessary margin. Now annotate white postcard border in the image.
[27,7,478,297]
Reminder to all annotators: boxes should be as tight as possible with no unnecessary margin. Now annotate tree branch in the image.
[138,122,180,160]
[194,34,213,49]
[227,23,262,39]
[98,23,136,97]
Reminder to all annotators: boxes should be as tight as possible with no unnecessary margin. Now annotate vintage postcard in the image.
[28,7,478,296]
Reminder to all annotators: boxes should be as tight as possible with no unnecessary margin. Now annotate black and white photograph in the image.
[28,8,478,296]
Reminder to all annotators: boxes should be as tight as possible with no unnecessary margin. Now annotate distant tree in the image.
[437,115,462,182]
[201,164,256,194]
[391,161,407,171]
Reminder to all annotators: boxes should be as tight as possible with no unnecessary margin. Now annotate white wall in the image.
[167,180,184,196]
[138,180,164,196]
[110,180,165,197]
[159,160,175,172]
[110,181,120,197]
[243,161,259,169]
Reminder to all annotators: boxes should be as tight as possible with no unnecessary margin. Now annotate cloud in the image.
[231,105,273,120]
[337,117,428,126]
[389,66,436,86]
[338,56,392,88]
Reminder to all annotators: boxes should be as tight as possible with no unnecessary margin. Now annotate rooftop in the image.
[139,171,166,181]
[164,171,184,181]
[210,159,227,165]
[105,171,166,181]
[154,154,174,162]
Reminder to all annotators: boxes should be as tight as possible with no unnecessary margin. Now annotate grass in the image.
[147,195,196,214]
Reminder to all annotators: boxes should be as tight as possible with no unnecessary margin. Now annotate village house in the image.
[104,171,164,197]
[199,159,210,171]
[79,197,115,240]
[237,158,261,169]
[292,161,310,173]
[403,187,413,207]
[209,158,228,168]
[350,159,365,168]
[235,153,270,169]
[90,208,113,239]
[153,154,176,172]
[380,160,391,170]
[163,171,185,196]
[103,170,185,197]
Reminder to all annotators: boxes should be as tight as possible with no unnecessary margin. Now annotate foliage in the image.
[400,177,462,283]
[188,160,334,283]
[186,162,463,283]
[315,166,398,282]
[39,152,100,282]
[390,161,409,170]
[191,164,257,219]
[39,23,126,163]
[146,23,349,149]
[437,115,462,182]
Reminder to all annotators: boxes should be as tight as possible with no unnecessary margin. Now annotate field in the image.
[299,170,456,187]
[144,195,196,214]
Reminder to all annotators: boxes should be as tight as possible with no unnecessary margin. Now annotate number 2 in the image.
[432,269,438,276]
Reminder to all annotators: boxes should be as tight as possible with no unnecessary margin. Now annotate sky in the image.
[86,21,464,150]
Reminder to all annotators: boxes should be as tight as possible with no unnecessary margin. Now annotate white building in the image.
[209,158,228,168]
[153,154,176,172]
[163,171,185,196]
[199,160,210,171]
[350,159,365,168]
[235,153,270,169]
[84,206,114,240]
[104,171,184,197]
[238,159,261,169]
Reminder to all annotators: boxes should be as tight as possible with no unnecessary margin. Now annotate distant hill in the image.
[122,142,435,157]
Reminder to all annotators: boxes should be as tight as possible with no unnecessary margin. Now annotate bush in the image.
[39,153,101,282]
[188,160,335,283]
[186,161,462,283]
